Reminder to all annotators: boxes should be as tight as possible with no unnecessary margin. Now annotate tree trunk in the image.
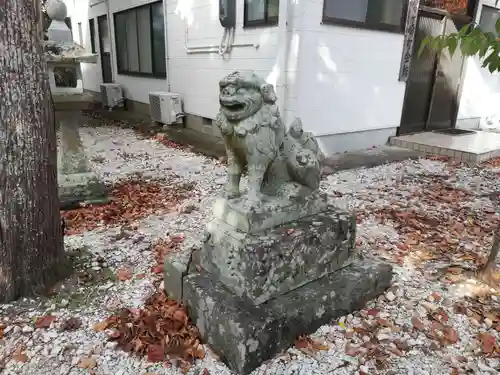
[479,226,500,280]
[0,0,66,303]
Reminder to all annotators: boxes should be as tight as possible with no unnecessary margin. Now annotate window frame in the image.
[243,0,279,28]
[113,1,166,79]
[89,18,97,54]
[321,0,409,34]
[479,5,500,33]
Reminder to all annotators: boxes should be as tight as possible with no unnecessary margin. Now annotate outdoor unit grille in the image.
[149,94,162,122]
[100,83,124,110]
[149,92,184,126]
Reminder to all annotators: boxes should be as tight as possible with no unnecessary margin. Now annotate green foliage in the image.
[419,18,500,74]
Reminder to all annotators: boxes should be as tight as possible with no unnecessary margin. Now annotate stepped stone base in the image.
[202,205,356,305]
[183,260,393,375]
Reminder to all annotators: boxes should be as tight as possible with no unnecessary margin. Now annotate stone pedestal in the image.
[184,261,392,375]
[202,204,356,305]
[210,191,328,234]
[55,95,108,209]
[174,200,392,374]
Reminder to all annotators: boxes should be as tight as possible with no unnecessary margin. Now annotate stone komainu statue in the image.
[215,71,323,202]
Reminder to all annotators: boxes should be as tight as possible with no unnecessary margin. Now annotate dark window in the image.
[113,1,166,78]
[244,0,279,27]
[322,0,407,33]
[89,18,97,53]
[479,5,500,33]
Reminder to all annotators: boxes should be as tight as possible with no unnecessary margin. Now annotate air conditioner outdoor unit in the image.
[100,83,124,110]
[149,92,184,126]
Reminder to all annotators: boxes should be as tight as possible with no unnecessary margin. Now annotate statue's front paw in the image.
[225,186,240,199]
[246,191,263,205]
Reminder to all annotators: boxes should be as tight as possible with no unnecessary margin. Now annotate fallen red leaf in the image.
[147,344,165,362]
[151,265,163,274]
[12,348,28,363]
[35,315,56,329]
[477,332,496,354]
[116,267,132,281]
[78,356,97,369]
[345,343,362,357]
[92,320,109,332]
[411,316,425,331]
[366,309,379,317]
[294,336,310,349]
[431,292,441,301]
[106,330,121,339]
[444,327,458,344]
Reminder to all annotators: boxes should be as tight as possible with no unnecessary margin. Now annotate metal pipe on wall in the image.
[276,0,290,124]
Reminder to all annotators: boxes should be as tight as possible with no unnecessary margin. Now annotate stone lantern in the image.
[45,0,108,208]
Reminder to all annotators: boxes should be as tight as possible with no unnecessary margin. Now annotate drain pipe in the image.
[276,0,290,124]
[163,0,171,91]
[104,0,116,82]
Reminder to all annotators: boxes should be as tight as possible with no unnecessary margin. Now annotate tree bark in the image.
[0,0,66,303]
[479,226,499,280]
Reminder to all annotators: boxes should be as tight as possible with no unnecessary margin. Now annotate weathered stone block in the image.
[211,193,327,234]
[163,248,201,301]
[58,172,109,209]
[201,206,356,305]
[183,260,393,375]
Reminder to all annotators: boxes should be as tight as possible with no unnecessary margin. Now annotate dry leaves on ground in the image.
[61,317,82,331]
[11,347,28,363]
[454,297,500,339]
[35,315,56,329]
[362,177,500,275]
[294,336,330,358]
[477,332,499,355]
[116,267,133,281]
[482,156,500,169]
[61,178,194,234]
[153,134,185,150]
[97,292,204,369]
[78,356,97,370]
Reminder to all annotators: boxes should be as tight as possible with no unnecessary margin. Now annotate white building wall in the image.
[70,0,107,93]
[166,0,285,120]
[457,0,500,129]
[294,0,407,152]
[71,0,407,154]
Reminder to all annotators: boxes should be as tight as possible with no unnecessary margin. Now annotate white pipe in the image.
[184,26,259,54]
[163,0,171,91]
[105,0,116,81]
[276,0,290,124]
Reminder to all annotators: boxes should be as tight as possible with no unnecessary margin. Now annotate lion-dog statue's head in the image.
[219,71,277,122]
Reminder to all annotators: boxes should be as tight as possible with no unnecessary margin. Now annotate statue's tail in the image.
[282,122,322,190]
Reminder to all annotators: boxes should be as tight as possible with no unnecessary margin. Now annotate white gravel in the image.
[1,126,499,375]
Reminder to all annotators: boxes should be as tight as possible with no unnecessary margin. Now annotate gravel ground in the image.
[1,126,499,375]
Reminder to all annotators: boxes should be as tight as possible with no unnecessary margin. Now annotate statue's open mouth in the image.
[220,100,246,112]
